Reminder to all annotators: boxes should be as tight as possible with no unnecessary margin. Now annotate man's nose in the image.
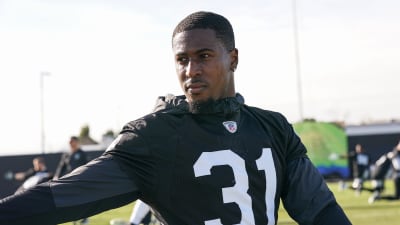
[185,59,201,78]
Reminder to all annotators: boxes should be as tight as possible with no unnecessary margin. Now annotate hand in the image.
[3,171,14,180]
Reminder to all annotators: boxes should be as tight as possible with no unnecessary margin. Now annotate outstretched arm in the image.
[0,154,139,225]
[282,157,352,225]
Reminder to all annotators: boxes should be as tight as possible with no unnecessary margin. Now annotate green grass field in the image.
[60,180,400,225]
[278,180,400,225]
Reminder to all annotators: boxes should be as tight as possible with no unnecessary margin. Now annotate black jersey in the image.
[0,94,351,225]
[347,151,370,178]
[54,149,88,179]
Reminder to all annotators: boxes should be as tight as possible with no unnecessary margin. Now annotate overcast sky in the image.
[0,0,399,155]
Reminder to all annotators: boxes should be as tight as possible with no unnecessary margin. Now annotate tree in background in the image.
[79,125,98,145]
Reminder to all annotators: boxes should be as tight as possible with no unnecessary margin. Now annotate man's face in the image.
[355,144,362,153]
[69,139,79,151]
[172,28,238,103]
[33,160,41,171]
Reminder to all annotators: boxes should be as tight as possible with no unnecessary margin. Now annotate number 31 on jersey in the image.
[193,148,276,225]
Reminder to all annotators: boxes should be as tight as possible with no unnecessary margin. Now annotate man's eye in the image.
[200,53,210,59]
[177,57,188,64]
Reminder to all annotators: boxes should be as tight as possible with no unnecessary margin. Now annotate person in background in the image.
[53,136,88,180]
[14,157,53,194]
[5,156,46,182]
[129,200,158,225]
[369,140,400,204]
[0,11,352,225]
[54,136,89,225]
[345,144,370,195]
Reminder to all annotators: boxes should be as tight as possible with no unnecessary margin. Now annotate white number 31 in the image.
[193,148,276,225]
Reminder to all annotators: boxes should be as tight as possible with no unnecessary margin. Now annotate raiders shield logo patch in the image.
[223,121,237,133]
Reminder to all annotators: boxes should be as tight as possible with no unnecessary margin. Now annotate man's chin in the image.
[188,98,216,114]
[185,93,206,103]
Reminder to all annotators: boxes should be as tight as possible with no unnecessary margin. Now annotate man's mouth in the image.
[185,81,207,95]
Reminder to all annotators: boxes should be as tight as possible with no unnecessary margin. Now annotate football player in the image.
[0,11,351,225]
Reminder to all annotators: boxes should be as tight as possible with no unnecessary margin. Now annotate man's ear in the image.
[230,48,239,72]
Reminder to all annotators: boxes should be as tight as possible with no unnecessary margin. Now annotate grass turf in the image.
[60,180,400,225]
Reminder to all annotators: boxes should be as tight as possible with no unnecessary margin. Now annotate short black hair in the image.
[172,11,235,51]
[70,136,79,142]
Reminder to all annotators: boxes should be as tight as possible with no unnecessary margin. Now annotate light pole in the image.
[40,71,51,155]
[292,0,304,121]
